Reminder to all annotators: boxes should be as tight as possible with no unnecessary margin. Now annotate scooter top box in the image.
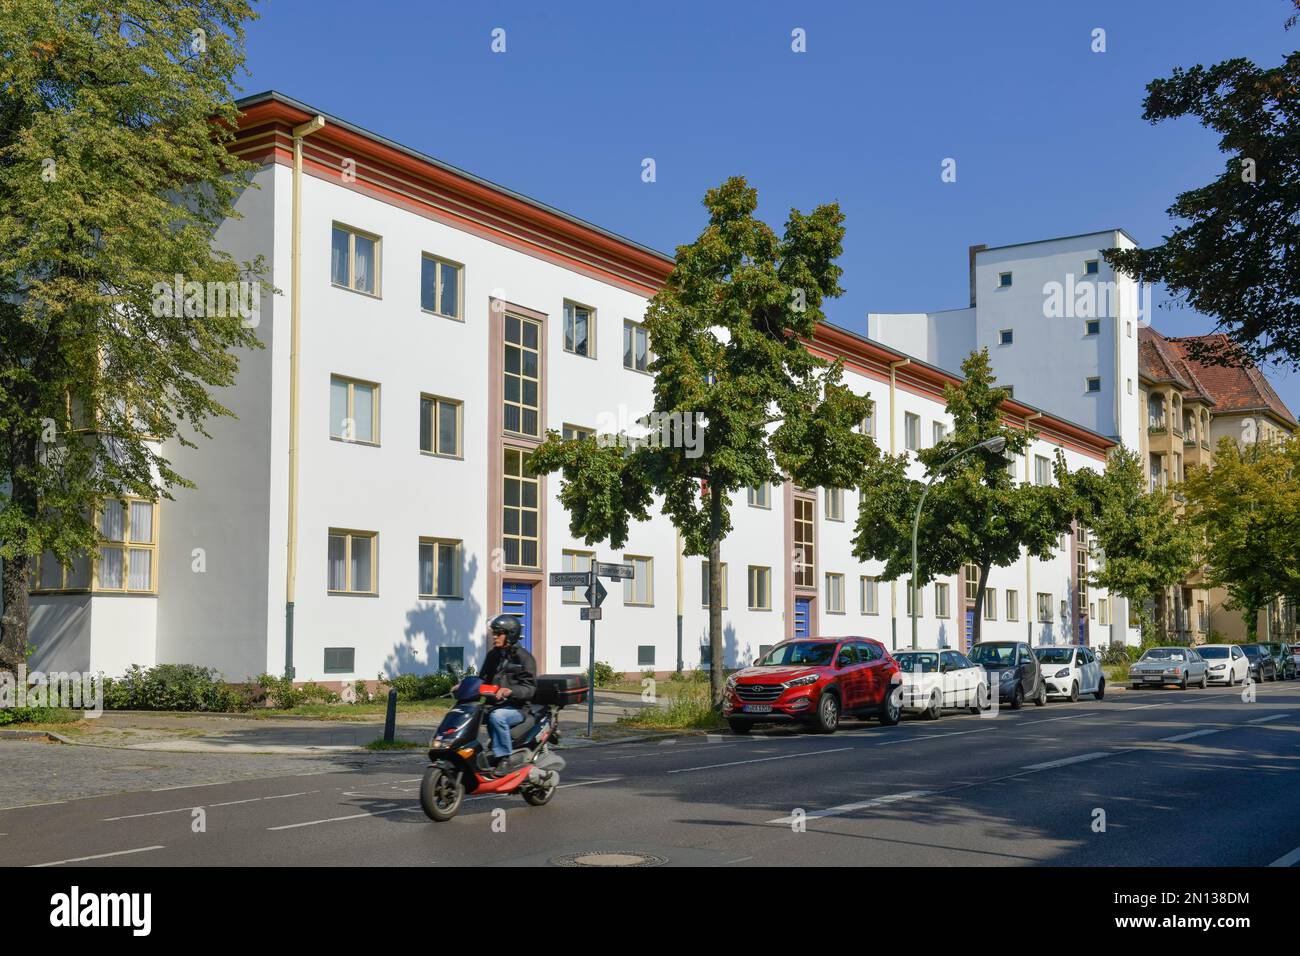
[534,673,589,706]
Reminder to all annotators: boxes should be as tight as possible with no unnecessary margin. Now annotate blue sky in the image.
[240,0,1300,410]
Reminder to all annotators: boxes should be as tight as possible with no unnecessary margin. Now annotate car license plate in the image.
[742,704,772,713]
[1145,676,1163,682]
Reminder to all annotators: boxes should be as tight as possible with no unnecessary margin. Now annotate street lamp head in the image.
[980,436,1008,454]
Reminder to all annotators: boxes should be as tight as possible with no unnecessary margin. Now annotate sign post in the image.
[549,560,635,738]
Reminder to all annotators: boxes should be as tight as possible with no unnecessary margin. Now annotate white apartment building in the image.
[24,93,1119,684]
[870,232,1147,646]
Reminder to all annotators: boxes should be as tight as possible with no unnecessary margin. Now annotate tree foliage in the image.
[0,0,264,669]
[531,176,876,704]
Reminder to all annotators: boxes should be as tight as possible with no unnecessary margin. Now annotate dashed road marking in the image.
[30,845,166,867]
[1159,729,1222,743]
[1022,752,1112,771]
[767,790,933,824]
[668,747,852,774]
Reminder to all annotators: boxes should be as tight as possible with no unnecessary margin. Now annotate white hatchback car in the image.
[1196,644,1250,685]
[1033,644,1105,701]
[892,648,988,720]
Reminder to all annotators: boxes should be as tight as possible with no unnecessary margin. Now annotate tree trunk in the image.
[971,562,991,648]
[1245,604,1259,643]
[0,437,37,672]
[709,482,724,708]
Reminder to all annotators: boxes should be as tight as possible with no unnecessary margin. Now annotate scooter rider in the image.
[478,614,537,775]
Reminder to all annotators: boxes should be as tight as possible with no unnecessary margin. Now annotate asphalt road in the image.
[5,681,1300,867]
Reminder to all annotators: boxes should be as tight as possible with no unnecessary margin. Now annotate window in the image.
[1099,597,1110,626]
[1003,385,1014,398]
[904,413,921,452]
[748,566,771,610]
[906,580,923,617]
[420,254,461,319]
[1086,377,1101,393]
[331,224,379,295]
[701,561,728,608]
[92,499,157,592]
[560,550,593,603]
[824,488,844,522]
[504,313,541,437]
[932,421,948,446]
[747,483,770,509]
[1037,592,1052,623]
[419,394,461,457]
[1006,589,1019,622]
[964,562,979,603]
[1127,378,1133,395]
[563,301,594,357]
[935,582,950,618]
[503,448,539,568]
[1034,454,1052,487]
[623,320,650,372]
[438,646,465,672]
[562,424,594,442]
[1089,602,1096,621]
[324,648,355,674]
[1085,259,1099,275]
[793,498,815,588]
[330,376,379,444]
[31,549,91,593]
[998,272,1012,288]
[328,530,377,594]
[638,645,656,668]
[418,538,461,599]
[825,573,845,614]
[1126,320,1133,338]
[560,646,582,668]
[999,329,1013,346]
[1085,318,1100,336]
[860,575,879,615]
[858,410,875,436]
[623,555,653,606]
[984,587,997,620]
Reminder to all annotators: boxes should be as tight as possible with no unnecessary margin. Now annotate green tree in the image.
[1181,436,1300,641]
[1068,447,1199,640]
[853,349,1073,647]
[1104,43,1300,369]
[0,1,265,670]
[531,177,875,706]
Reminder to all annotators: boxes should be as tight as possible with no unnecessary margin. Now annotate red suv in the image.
[723,637,902,735]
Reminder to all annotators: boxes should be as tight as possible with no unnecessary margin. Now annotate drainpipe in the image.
[888,358,910,649]
[675,529,683,673]
[1023,411,1042,644]
[284,113,326,680]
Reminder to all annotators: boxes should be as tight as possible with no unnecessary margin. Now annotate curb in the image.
[0,729,69,743]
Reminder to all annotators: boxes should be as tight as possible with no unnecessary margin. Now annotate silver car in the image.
[1128,646,1208,690]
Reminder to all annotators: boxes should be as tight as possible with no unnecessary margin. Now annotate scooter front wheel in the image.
[522,773,559,807]
[420,766,465,822]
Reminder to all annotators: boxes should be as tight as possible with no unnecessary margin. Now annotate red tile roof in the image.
[1166,333,1297,428]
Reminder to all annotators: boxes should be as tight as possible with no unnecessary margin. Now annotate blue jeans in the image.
[487,705,525,758]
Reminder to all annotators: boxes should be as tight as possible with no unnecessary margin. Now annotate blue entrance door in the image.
[794,597,812,638]
[501,582,533,652]
[966,609,977,651]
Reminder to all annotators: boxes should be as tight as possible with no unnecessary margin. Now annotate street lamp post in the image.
[910,436,1008,650]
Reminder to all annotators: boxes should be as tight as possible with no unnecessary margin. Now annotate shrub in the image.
[618,681,724,730]
[0,706,78,726]
[378,671,455,702]
[256,673,301,709]
[104,664,251,712]
[592,661,619,687]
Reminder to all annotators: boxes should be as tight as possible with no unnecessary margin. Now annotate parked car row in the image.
[1127,642,1297,689]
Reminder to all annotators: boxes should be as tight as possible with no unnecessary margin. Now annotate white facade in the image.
[25,95,1120,682]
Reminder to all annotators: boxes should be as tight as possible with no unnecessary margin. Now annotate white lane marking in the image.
[658,739,677,746]
[1022,752,1112,771]
[1269,844,1300,867]
[1021,713,1094,724]
[667,747,852,774]
[557,777,621,789]
[875,729,991,746]
[724,856,754,864]
[268,805,419,830]
[1248,714,1289,724]
[151,783,211,792]
[30,845,166,867]
[1159,729,1223,743]
[104,790,319,820]
[0,800,66,811]
[706,734,723,743]
[767,789,933,824]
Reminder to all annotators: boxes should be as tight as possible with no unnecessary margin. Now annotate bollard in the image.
[383,688,397,743]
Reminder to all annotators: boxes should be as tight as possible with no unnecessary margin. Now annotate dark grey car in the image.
[1128,646,1208,689]
[969,641,1046,709]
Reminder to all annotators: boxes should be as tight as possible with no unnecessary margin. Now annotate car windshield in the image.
[894,652,939,673]
[1198,646,1229,659]
[756,642,836,667]
[969,644,1016,666]
[1140,648,1186,662]
[1035,648,1074,664]
[1240,645,1266,659]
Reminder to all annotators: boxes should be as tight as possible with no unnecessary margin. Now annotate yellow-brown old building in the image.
[1138,327,1299,646]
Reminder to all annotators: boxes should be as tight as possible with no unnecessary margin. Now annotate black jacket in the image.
[480,644,537,703]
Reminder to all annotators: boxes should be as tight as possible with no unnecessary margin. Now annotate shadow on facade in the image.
[384,554,484,677]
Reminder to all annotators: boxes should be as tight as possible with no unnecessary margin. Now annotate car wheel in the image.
[924,689,942,721]
[1034,683,1047,706]
[1199,672,1207,689]
[727,719,752,735]
[815,692,840,734]
[970,682,989,714]
[878,687,901,726]
[1180,675,1188,690]
[1009,686,1023,710]
[1094,677,1105,700]
[1068,681,1079,703]
[1228,671,1236,687]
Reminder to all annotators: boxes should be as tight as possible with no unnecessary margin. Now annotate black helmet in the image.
[489,614,522,644]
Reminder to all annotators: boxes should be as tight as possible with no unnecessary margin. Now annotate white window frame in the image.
[331,375,380,445]
[825,573,845,614]
[748,565,772,611]
[860,575,879,615]
[420,393,462,458]
[623,319,651,372]
[331,223,381,296]
[418,538,462,599]
[420,253,463,320]
[563,300,596,358]
[328,529,378,595]
[623,555,654,607]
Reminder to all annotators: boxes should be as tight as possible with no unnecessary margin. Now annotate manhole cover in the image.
[552,851,667,868]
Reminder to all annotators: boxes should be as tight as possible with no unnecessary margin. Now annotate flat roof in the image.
[974,228,1140,255]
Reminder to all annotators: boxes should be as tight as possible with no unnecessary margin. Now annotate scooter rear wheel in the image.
[420,766,465,822]
[523,774,558,807]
